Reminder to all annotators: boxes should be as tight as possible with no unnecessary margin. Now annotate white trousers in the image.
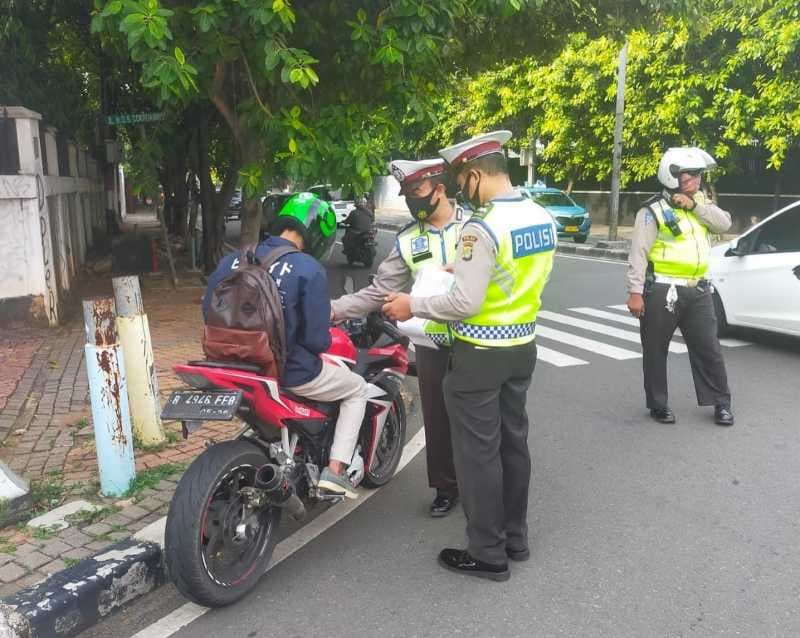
[287,361,368,464]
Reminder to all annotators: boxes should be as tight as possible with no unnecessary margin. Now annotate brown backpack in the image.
[202,246,298,379]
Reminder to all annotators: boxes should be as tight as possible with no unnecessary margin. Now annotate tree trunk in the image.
[197,116,221,272]
[237,134,264,247]
[565,177,574,194]
[171,166,188,238]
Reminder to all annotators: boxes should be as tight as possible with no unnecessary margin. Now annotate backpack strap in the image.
[259,245,300,271]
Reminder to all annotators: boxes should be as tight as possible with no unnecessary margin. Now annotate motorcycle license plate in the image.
[565,225,579,232]
[161,390,242,421]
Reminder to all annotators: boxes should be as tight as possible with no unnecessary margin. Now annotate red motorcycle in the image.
[162,314,409,607]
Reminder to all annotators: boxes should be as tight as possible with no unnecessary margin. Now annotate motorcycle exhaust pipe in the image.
[255,464,306,520]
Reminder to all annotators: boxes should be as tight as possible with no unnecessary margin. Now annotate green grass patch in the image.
[29,471,66,515]
[65,506,119,528]
[64,557,80,568]
[31,524,61,540]
[0,543,18,555]
[133,429,183,454]
[124,463,185,498]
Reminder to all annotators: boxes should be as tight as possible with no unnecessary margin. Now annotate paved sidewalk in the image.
[0,274,238,598]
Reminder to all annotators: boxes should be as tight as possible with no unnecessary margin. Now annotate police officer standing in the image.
[383,131,557,581]
[627,147,734,426]
[332,159,466,516]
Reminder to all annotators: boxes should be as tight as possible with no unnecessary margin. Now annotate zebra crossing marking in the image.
[535,345,589,367]
[537,310,688,354]
[535,325,641,360]
[595,306,751,348]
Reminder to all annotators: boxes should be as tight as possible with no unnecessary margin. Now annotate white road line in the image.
[607,304,629,311]
[536,345,589,367]
[535,325,642,360]
[131,427,427,638]
[714,337,752,347]
[555,254,628,265]
[572,306,641,327]
[594,306,751,348]
[539,311,688,354]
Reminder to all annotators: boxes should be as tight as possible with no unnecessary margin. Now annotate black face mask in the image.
[405,189,439,222]
[458,172,482,210]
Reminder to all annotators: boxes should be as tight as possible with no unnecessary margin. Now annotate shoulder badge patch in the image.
[461,233,478,261]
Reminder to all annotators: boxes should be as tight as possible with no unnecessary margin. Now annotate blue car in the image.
[519,184,591,243]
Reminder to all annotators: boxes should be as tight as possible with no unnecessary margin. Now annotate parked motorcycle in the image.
[161,314,409,607]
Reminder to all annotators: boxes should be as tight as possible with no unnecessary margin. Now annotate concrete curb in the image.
[0,532,166,638]
[555,243,629,261]
[375,217,631,261]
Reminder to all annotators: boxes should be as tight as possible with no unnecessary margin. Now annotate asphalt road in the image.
[81,240,800,638]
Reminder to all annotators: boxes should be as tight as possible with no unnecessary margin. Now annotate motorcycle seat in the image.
[280,388,340,416]
[188,359,263,374]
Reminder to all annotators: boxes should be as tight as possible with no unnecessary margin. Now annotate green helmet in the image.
[274,192,337,259]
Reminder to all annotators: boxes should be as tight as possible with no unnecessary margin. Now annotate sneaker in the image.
[318,467,358,500]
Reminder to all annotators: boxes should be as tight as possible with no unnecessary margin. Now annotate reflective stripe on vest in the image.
[396,208,468,347]
[647,195,710,279]
[453,198,557,348]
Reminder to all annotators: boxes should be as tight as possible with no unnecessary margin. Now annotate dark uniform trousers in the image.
[640,282,731,411]
[443,339,537,565]
[415,345,458,497]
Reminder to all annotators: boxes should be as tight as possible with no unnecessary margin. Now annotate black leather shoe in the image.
[430,493,458,518]
[650,408,676,424]
[715,406,734,426]
[506,547,530,562]
[438,548,510,582]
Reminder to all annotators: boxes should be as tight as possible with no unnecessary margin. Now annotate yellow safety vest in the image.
[647,194,710,279]
[452,196,557,348]
[396,209,467,346]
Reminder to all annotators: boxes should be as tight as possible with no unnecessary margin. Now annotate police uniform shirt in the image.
[410,195,516,322]
[331,205,465,320]
[626,193,732,294]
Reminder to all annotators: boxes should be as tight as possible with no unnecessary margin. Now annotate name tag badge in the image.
[411,235,429,255]
[410,235,433,262]
[511,223,555,259]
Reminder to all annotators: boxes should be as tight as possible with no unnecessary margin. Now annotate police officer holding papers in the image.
[627,147,734,427]
[383,131,557,581]
[332,158,467,517]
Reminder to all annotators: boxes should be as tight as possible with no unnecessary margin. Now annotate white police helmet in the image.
[657,147,717,190]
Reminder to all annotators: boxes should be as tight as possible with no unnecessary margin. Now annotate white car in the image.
[708,200,800,337]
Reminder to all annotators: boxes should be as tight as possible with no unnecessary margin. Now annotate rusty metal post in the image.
[83,297,136,496]
[113,276,166,446]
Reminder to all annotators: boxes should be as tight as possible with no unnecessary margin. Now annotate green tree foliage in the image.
[0,0,98,141]
[422,1,799,187]
[712,0,800,169]
[90,0,531,245]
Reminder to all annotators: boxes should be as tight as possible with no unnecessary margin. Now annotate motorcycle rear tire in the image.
[362,397,407,488]
[165,440,281,607]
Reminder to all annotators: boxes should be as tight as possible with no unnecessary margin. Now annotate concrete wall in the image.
[0,179,47,310]
[373,175,408,214]
[0,107,103,325]
[570,191,800,233]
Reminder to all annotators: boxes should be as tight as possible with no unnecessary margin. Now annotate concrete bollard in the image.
[83,297,136,497]
[113,276,166,446]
